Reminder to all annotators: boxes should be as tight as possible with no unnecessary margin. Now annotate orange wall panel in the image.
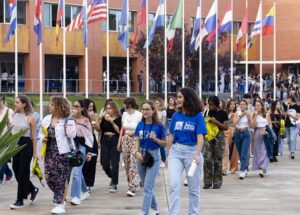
[0,25,29,53]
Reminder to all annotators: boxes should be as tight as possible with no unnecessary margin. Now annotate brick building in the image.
[0,0,299,94]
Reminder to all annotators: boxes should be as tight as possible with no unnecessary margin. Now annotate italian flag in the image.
[166,0,183,52]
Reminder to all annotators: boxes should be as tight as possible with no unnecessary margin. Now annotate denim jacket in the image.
[263,125,277,159]
[42,114,77,155]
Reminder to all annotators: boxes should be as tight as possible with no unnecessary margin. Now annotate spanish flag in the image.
[262,6,274,36]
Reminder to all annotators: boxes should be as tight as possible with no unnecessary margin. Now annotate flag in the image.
[194,0,216,50]
[34,0,42,45]
[66,0,107,31]
[82,0,88,47]
[118,0,128,50]
[189,0,201,53]
[55,0,64,45]
[262,6,274,36]
[5,0,17,43]
[206,3,232,47]
[236,10,248,51]
[248,4,262,48]
[131,0,146,48]
[166,0,183,52]
[143,0,165,48]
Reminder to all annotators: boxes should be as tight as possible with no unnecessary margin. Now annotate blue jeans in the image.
[71,145,88,198]
[0,162,13,181]
[137,149,160,215]
[286,127,297,153]
[168,143,203,215]
[234,130,251,172]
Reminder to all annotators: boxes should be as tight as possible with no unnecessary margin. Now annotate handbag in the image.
[142,150,154,168]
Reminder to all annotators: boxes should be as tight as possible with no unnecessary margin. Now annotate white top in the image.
[11,113,31,137]
[122,110,142,131]
[256,115,268,128]
[157,110,166,123]
[236,113,250,129]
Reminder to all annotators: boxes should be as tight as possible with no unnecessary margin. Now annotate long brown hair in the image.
[106,101,121,118]
[226,99,237,114]
[17,95,34,115]
[255,100,266,117]
[50,96,71,118]
[141,100,160,124]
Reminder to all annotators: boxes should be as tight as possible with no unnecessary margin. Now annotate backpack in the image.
[204,110,220,141]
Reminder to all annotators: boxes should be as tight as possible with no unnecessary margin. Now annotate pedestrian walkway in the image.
[0,144,299,214]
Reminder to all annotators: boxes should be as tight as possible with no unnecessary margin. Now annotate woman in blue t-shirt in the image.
[167,88,207,215]
[135,101,166,215]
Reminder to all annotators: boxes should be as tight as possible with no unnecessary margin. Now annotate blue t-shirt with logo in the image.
[135,121,167,150]
[169,112,207,146]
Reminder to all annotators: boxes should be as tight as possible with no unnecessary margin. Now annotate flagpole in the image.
[259,0,262,98]
[230,0,233,98]
[273,1,276,100]
[182,0,185,88]
[126,0,130,97]
[199,0,202,99]
[245,0,249,93]
[106,0,110,99]
[146,0,149,100]
[39,3,43,117]
[85,1,88,98]
[215,0,218,96]
[164,0,167,107]
[63,0,66,98]
[15,3,18,97]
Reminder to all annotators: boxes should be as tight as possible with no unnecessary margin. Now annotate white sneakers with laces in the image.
[51,204,65,214]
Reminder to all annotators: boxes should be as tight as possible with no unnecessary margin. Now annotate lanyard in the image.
[142,122,154,147]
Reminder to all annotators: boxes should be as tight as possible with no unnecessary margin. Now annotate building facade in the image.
[0,0,299,94]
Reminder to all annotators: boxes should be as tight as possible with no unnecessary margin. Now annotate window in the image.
[0,0,26,24]
[233,21,241,35]
[148,13,155,29]
[248,22,254,35]
[44,3,81,27]
[102,9,135,32]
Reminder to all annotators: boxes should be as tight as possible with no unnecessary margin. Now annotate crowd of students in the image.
[0,88,298,215]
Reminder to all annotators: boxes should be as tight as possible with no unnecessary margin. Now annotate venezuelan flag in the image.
[56,0,64,45]
[262,6,274,36]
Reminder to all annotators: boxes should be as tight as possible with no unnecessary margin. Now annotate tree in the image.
[134,26,242,90]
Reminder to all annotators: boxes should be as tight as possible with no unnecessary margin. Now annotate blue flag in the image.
[118,0,128,50]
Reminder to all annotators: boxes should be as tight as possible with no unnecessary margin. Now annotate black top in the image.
[166,107,176,119]
[100,116,122,135]
[204,109,228,130]
[270,113,283,130]
[284,104,300,127]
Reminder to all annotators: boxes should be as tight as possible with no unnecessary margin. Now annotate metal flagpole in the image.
[126,0,130,97]
[230,0,233,98]
[85,1,88,98]
[106,0,110,99]
[259,0,263,98]
[146,0,149,100]
[15,3,18,97]
[199,0,202,99]
[164,0,167,107]
[39,3,43,117]
[273,1,276,100]
[215,0,218,96]
[245,0,249,93]
[182,0,185,88]
[63,0,67,98]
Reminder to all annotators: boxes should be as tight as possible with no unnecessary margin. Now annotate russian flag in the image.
[34,0,42,45]
[5,0,17,43]
[189,0,201,53]
[262,6,274,36]
[144,0,165,48]
[195,0,216,50]
[118,0,129,50]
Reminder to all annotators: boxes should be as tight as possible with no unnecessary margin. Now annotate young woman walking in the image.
[42,96,76,214]
[135,100,166,215]
[10,95,39,209]
[167,88,207,215]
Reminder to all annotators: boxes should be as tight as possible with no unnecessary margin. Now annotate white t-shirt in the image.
[122,110,142,131]
[256,115,268,128]
[157,110,166,123]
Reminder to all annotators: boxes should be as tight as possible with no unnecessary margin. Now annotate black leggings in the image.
[12,137,36,201]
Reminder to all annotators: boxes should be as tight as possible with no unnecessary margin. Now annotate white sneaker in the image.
[152,209,160,215]
[239,171,246,180]
[183,178,188,186]
[51,204,65,214]
[54,201,66,207]
[160,162,166,168]
[80,192,90,201]
[126,190,136,197]
[259,169,265,178]
[71,197,81,205]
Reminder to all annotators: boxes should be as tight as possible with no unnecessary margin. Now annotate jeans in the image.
[137,149,160,215]
[234,130,251,172]
[168,143,203,215]
[0,162,13,181]
[159,146,166,162]
[71,145,88,199]
[286,127,297,153]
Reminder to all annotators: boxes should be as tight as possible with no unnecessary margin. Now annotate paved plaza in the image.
[0,143,300,215]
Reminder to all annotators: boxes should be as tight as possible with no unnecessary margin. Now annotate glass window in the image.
[0,0,4,23]
[65,5,71,26]
[1,0,26,24]
[102,10,134,32]
[248,22,254,35]
[44,3,51,27]
[233,21,241,35]
[17,1,26,24]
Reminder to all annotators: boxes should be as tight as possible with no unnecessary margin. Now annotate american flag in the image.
[67,0,107,31]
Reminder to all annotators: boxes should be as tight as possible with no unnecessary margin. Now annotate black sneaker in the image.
[203,184,212,189]
[9,200,24,209]
[213,184,222,189]
[291,153,295,159]
[30,187,39,202]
